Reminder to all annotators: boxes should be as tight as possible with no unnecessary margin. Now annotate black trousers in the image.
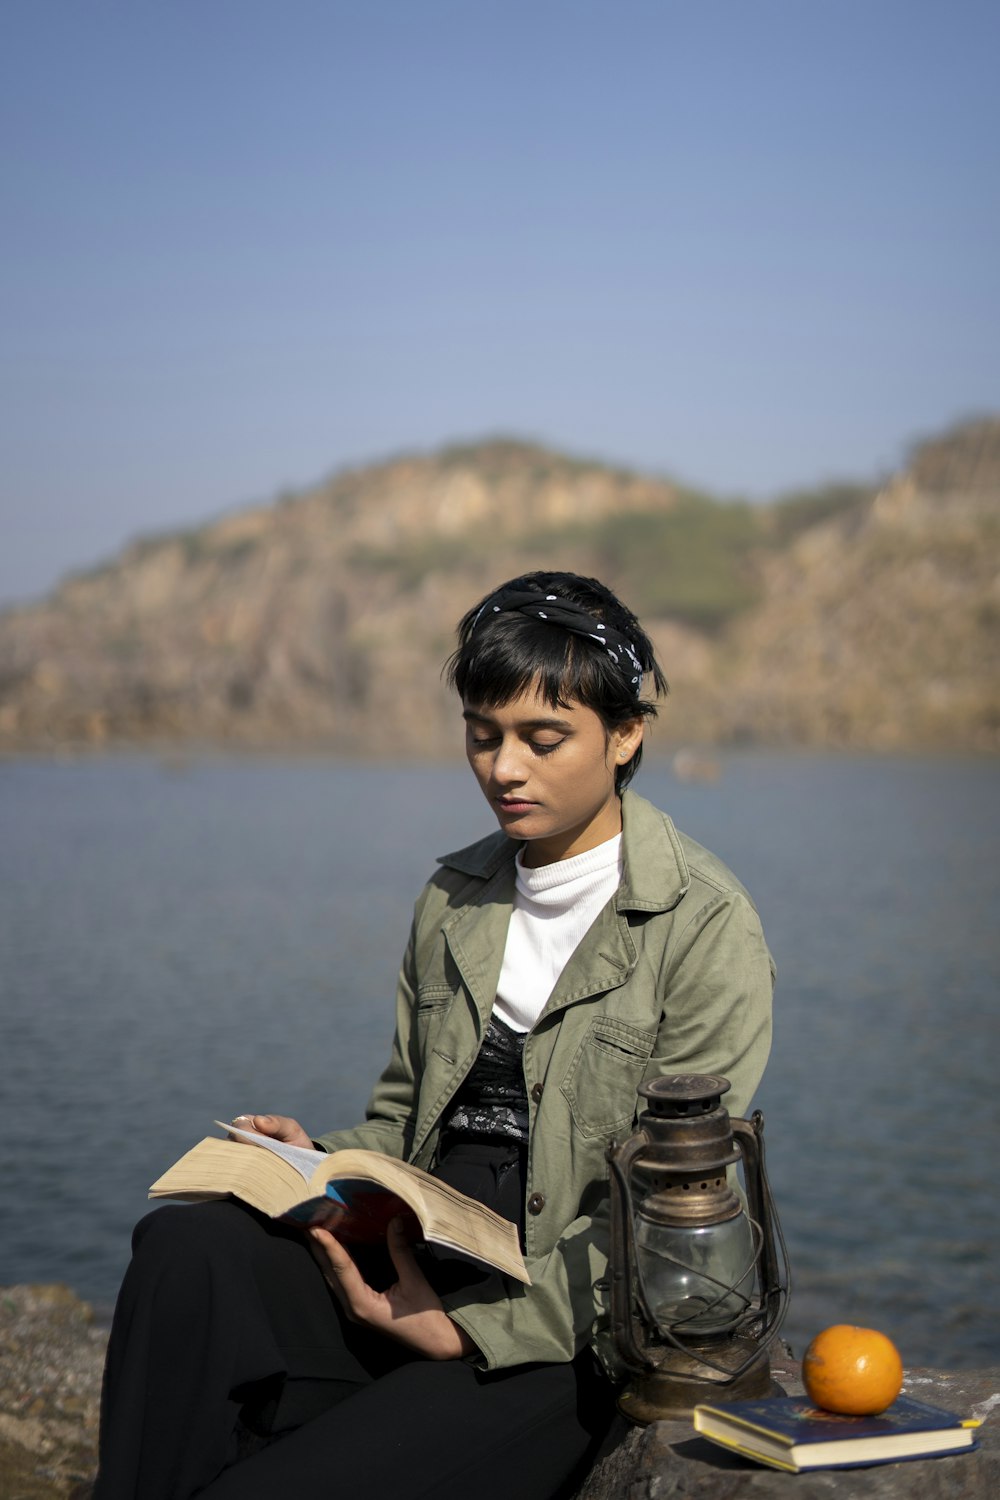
[94,1139,612,1500]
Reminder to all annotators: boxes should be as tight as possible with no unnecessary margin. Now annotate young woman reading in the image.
[93,571,774,1500]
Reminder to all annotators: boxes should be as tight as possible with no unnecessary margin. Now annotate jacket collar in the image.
[436,788,690,914]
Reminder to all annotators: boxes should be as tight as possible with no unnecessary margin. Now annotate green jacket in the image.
[316,788,774,1375]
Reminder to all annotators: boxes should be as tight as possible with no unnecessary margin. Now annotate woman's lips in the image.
[496,797,536,813]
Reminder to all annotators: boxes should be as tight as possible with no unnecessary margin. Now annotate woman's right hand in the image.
[229,1114,315,1149]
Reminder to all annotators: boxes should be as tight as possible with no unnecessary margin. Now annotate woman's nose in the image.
[492,738,528,783]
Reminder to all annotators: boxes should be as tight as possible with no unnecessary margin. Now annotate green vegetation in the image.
[210,536,260,566]
[767,482,874,544]
[437,437,631,485]
[907,415,1000,491]
[349,535,477,590]
[106,632,144,659]
[110,525,263,571]
[550,493,763,629]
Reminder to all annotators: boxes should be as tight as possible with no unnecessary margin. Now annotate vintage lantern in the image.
[607,1073,789,1423]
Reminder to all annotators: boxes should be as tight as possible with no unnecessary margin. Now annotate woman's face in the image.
[463,683,643,867]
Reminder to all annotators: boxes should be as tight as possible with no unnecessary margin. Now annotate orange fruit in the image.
[801,1324,904,1415]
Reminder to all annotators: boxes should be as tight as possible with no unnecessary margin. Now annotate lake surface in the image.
[2,752,998,1369]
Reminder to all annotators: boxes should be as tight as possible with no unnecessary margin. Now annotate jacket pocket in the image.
[560,1018,656,1139]
[414,984,457,1064]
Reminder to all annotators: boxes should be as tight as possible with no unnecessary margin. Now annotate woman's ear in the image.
[613,718,644,766]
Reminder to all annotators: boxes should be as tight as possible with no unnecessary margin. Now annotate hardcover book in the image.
[148,1121,530,1284]
[692,1393,978,1472]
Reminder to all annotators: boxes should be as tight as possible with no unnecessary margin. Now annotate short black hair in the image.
[446,571,667,790]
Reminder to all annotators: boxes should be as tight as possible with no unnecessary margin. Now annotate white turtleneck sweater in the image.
[493,832,623,1033]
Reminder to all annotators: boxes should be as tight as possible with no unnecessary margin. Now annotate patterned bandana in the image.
[471,588,645,695]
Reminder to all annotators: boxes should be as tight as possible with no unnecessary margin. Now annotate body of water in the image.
[2,751,998,1369]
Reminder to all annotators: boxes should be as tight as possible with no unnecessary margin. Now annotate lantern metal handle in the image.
[731,1110,790,1340]
[608,1127,657,1371]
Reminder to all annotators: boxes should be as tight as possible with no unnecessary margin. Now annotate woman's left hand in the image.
[309,1218,477,1361]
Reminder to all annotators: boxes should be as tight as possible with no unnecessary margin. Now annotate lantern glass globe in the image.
[634,1211,755,1337]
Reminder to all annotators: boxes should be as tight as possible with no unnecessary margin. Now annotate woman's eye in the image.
[531,739,564,755]
[469,735,499,750]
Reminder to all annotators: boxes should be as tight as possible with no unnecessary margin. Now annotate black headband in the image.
[471,588,645,695]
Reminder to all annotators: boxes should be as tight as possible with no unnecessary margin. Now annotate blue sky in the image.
[2,0,998,604]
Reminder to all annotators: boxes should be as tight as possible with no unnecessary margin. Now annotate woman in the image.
[94,571,774,1500]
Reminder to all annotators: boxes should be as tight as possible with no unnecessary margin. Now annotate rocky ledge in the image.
[1,1287,996,1498]
[576,1344,999,1499]
[0,1286,105,1498]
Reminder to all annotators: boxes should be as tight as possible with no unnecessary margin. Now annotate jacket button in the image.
[527,1192,545,1214]
[530,1082,544,1103]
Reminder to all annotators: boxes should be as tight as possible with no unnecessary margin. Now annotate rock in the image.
[573,1344,999,1499]
[2,1289,995,1499]
[0,1286,106,1498]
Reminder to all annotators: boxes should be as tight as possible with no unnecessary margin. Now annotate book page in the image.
[213,1120,327,1181]
[150,1137,308,1217]
[314,1149,530,1283]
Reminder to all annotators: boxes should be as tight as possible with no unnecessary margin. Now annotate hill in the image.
[0,422,996,755]
[701,416,1000,750]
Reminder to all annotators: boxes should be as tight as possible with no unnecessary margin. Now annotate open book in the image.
[148,1122,530,1284]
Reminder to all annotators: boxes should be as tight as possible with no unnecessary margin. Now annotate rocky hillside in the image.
[0,422,997,755]
[701,417,1000,750]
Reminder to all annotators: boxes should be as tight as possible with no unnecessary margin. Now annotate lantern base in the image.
[616,1337,777,1424]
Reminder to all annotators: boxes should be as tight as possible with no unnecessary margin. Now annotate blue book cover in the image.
[693,1393,979,1471]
